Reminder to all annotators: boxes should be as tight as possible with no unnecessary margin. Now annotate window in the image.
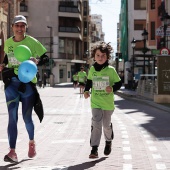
[150,22,155,40]
[59,39,65,53]
[151,0,155,9]
[59,69,63,78]
[84,21,87,36]
[134,20,146,30]
[67,40,73,54]
[83,1,88,16]
[76,41,79,55]
[134,0,146,10]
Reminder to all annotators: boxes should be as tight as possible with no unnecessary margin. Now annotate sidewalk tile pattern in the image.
[0,86,170,169]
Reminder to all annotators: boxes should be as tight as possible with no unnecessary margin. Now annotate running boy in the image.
[72,72,78,89]
[84,41,122,158]
[78,67,87,94]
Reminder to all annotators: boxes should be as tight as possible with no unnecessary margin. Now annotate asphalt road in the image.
[0,86,170,170]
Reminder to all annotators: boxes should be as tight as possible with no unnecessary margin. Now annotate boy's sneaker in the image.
[28,143,36,158]
[89,146,98,159]
[4,150,18,163]
[104,141,112,156]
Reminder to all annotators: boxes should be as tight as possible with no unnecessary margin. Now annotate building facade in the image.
[0,0,91,84]
[119,0,169,86]
[20,0,90,84]
[0,0,22,65]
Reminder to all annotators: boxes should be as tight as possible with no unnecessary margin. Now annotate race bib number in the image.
[7,52,21,67]
[79,77,84,82]
[93,76,109,90]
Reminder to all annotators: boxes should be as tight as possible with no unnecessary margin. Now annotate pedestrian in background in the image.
[84,41,122,158]
[0,15,49,163]
[43,72,47,88]
[119,71,124,86]
[72,72,78,89]
[127,70,133,90]
[78,66,87,94]
[36,71,42,87]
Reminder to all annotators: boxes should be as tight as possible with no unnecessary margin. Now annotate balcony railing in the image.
[59,6,80,13]
[58,53,80,60]
[59,26,80,33]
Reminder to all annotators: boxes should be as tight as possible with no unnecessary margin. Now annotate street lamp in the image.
[47,26,53,74]
[131,37,136,78]
[141,28,148,74]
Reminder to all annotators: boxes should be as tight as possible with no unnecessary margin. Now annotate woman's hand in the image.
[105,86,113,93]
[30,57,38,64]
[84,91,90,99]
[0,64,5,72]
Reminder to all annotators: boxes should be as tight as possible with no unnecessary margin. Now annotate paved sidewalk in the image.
[116,87,170,113]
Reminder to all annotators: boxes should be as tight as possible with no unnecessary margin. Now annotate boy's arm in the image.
[84,79,92,99]
[84,79,92,92]
[112,80,122,92]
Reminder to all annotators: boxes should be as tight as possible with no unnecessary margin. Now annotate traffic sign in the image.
[160,48,170,55]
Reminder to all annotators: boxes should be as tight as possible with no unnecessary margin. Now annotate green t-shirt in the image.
[73,74,78,81]
[88,65,121,110]
[4,35,47,83]
[78,71,87,83]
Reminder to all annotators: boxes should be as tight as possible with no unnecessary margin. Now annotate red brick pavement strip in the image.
[0,86,170,169]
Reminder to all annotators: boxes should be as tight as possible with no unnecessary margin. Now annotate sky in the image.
[89,0,121,55]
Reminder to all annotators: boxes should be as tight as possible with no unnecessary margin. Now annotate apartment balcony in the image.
[57,53,81,60]
[58,6,82,21]
[59,26,82,40]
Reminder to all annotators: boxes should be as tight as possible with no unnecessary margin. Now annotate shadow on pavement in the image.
[0,159,32,170]
[68,157,107,170]
[115,94,170,141]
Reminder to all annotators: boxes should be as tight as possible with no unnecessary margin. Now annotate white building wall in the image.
[26,0,59,37]
[91,14,103,39]
[126,0,147,82]
[52,63,59,84]
[128,0,147,61]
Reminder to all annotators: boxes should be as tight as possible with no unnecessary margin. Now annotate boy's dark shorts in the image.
[79,82,85,86]
[73,81,78,85]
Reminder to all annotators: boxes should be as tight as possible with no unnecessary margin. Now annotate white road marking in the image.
[122,141,130,145]
[123,164,132,170]
[146,140,154,144]
[152,154,162,159]
[20,166,68,170]
[51,139,85,144]
[123,147,131,151]
[156,164,167,169]
[122,135,129,139]
[149,146,157,151]
[123,154,132,159]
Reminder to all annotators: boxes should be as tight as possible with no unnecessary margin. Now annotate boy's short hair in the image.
[91,41,113,59]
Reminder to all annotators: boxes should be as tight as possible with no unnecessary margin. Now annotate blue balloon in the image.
[18,60,37,83]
